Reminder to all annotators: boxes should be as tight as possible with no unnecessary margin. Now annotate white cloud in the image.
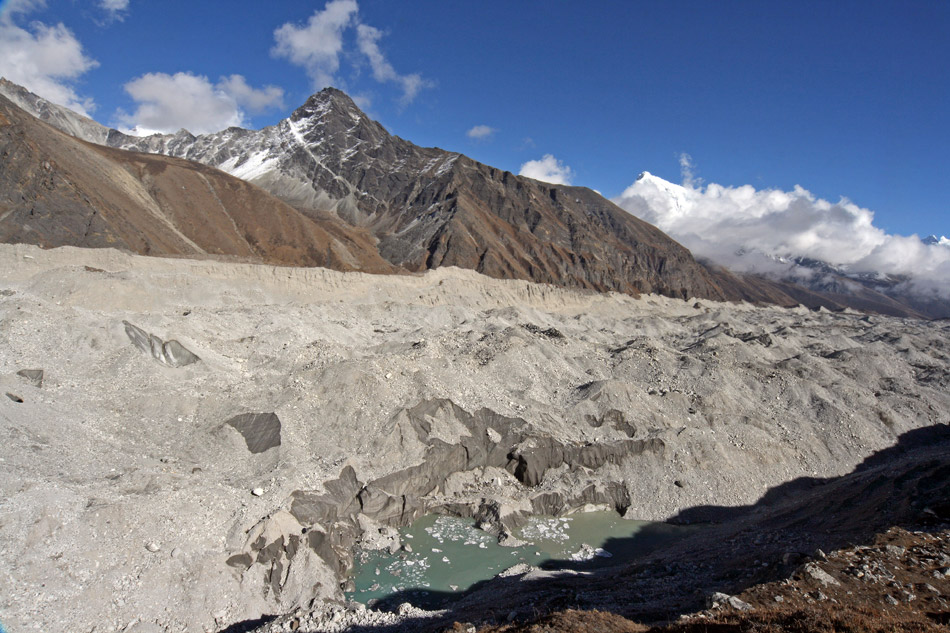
[679,152,702,188]
[271,0,359,88]
[466,124,496,140]
[272,1,430,105]
[519,154,574,185]
[355,23,430,105]
[115,72,284,135]
[216,74,284,113]
[99,0,129,20]
[0,7,98,115]
[613,171,950,298]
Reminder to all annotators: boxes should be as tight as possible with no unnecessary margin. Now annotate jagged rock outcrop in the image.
[233,398,652,602]
[122,321,200,367]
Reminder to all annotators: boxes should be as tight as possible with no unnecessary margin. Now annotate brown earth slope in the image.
[0,93,395,272]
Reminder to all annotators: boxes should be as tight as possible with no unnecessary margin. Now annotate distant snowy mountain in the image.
[614,170,950,318]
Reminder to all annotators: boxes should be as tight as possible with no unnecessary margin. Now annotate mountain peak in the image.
[301,86,361,110]
[291,86,366,126]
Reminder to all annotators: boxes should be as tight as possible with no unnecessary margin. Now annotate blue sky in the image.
[1,0,948,241]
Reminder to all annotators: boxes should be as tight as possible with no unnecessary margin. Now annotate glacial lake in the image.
[346,511,695,608]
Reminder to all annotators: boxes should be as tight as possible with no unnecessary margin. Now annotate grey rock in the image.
[804,562,840,586]
[498,531,528,548]
[16,369,43,388]
[885,544,906,557]
[122,321,200,367]
[708,591,752,611]
[225,413,282,454]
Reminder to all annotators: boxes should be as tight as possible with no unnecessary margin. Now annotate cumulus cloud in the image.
[466,125,496,141]
[519,154,574,185]
[613,171,950,298]
[0,6,98,115]
[115,72,284,135]
[272,1,430,104]
[217,74,285,113]
[272,0,358,88]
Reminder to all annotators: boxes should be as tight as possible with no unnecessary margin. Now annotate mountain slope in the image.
[107,89,736,298]
[1,78,938,314]
[0,92,395,272]
[0,80,742,300]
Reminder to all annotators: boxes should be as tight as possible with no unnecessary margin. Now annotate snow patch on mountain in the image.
[222,150,280,182]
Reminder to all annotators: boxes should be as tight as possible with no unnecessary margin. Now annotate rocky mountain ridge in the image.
[0,79,850,309]
[0,78,941,316]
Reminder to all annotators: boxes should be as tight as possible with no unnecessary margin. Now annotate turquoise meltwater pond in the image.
[347,511,695,607]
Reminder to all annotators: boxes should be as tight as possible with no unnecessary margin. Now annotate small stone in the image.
[16,369,44,388]
[251,487,264,496]
[402,543,412,553]
[804,562,840,586]
[885,595,899,606]
[145,542,161,553]
[170,547,182,559]
[773,595,784,603]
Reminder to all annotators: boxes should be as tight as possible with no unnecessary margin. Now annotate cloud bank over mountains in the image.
[114,72,285,136]
[613,167,950,299]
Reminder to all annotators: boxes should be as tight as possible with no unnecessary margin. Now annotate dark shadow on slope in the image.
[218,615,276,633]
[335,423,950,632]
